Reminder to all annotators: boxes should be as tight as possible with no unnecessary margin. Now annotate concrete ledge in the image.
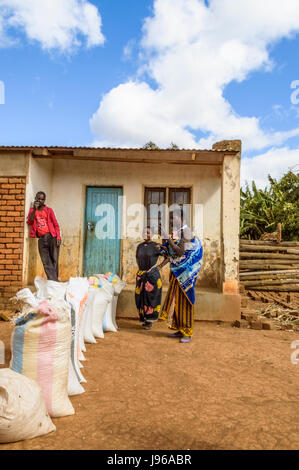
[117,285,241,322]
[3,284,240,323]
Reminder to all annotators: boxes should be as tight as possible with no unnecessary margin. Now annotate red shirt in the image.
[27,206,61,240]
[35,209,50,237]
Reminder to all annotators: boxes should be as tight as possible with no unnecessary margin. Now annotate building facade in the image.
[0,140,241,321]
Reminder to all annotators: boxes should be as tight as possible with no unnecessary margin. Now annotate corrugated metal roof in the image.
[0,145,236,152]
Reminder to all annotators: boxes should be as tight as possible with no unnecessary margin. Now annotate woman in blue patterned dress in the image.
[159,214,203,343]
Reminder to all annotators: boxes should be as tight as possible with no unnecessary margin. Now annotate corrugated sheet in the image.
[0,145,235,152]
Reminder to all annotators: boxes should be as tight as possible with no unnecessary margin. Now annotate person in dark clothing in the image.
[27,191,61,281]
[135,226,168,330]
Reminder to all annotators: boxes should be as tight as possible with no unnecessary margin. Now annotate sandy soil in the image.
[0,318,299,450]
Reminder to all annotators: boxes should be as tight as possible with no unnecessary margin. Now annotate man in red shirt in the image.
[27,191,61,281]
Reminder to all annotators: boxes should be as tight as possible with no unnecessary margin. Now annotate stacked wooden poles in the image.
[239,240,299,292]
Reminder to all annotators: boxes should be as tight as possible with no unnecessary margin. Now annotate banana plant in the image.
[240,171,299,240]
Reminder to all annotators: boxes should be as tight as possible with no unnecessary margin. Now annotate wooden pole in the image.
[240,245,299,254]
[243,278,299,287]
[239,263,299,270]
[247,285,299,292]
[240,252,299,260]
[240,239,299,246]
[239,269,299,277]
[277,223,282,244]
[240,273,299,282]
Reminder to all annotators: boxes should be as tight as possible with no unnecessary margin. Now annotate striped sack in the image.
[10,299,75,418]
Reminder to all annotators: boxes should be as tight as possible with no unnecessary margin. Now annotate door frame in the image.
[81,185,124,278]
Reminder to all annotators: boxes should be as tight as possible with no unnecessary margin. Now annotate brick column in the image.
[0,177,26,312]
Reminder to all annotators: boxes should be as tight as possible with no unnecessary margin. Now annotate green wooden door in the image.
[83,187,122,276]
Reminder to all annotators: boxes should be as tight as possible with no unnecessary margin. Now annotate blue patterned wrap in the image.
[160,237,203,305]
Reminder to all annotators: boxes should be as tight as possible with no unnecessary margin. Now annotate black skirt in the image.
[135,267,162,323]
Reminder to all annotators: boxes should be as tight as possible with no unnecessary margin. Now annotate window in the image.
[144,187,191,234]
[169,188,191,232]
[144,188,166,234]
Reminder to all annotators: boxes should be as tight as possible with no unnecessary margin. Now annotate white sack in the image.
[13,288,39,308]
[83,290,97,344]
[0,369,56,443]
[34,276,68,301]
[90,288,111,339]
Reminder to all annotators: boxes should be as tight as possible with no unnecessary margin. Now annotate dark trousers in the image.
[38,233,60,281]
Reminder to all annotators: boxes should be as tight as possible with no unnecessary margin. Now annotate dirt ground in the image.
[0,318,299,450]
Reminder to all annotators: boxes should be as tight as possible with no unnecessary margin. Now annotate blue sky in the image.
[0,0,150,146]
[0,0,298,187]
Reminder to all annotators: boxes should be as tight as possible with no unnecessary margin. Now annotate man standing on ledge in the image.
[27,191,61,281]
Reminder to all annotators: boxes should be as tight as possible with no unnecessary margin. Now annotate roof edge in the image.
[0,145,238,154]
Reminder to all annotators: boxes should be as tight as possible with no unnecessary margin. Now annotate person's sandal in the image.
[168,331,184,338]
[180,336,192,343]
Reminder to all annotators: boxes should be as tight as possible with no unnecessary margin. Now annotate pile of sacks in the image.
[0,273,126,443]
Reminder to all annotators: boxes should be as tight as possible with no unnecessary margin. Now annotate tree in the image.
[143,141,180,149]
[168,142,179,150]
[143,141,160,150]
[240,171,299,240]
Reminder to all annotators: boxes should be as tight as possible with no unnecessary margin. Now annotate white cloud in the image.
[90,0,299,150]
[0,0,105,52]
[90,81,197,148]
[241,147,299,189]
[123,39,136,61]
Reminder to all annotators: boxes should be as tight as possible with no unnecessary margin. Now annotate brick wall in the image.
[0,177,26,312]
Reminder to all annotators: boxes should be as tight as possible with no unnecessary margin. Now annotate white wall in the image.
[48,159,222,285]
[25,157,54,283]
